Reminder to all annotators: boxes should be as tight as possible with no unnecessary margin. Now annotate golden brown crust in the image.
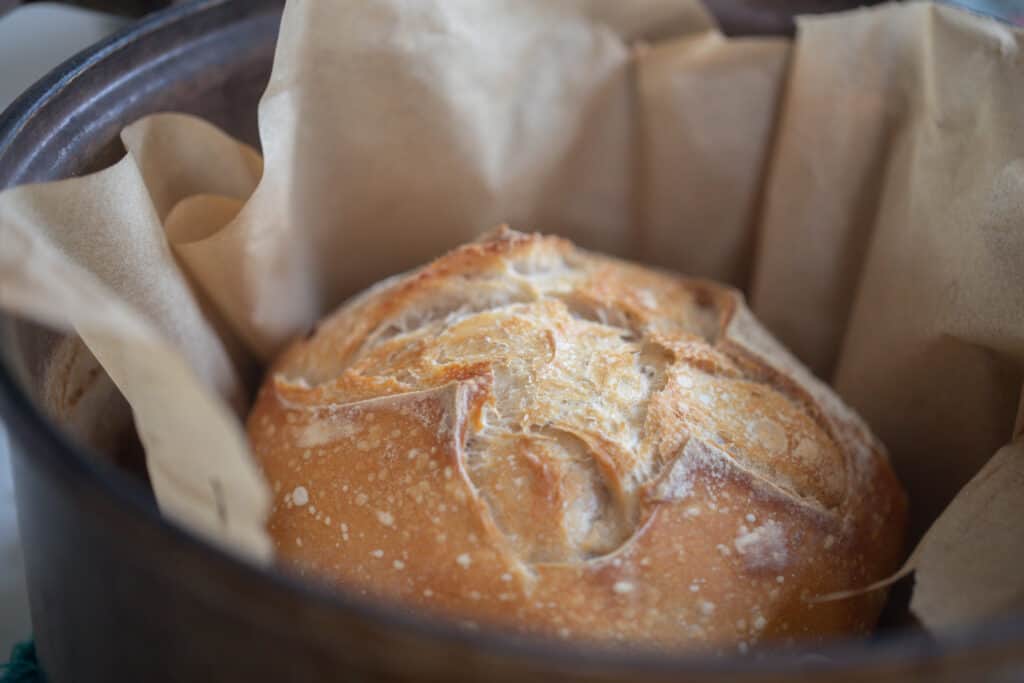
[248,228,907,652]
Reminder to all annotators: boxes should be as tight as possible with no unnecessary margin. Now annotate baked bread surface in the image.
[248,229,907,652]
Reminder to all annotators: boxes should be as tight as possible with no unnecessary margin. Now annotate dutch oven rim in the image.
[0,0,1022,676]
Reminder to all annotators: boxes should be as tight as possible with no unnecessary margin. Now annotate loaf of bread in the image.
[248,228,906,652]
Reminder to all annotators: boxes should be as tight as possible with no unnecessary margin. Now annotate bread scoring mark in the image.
[649,439,703,502]
[276,384,466,448]
[467,425,634,563]
[554,292,640,337]
[649,434,835,522]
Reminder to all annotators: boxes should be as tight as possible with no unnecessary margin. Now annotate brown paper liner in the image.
[1,0,1021,630]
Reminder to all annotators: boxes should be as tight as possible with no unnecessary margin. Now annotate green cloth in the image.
[0,641,43,683]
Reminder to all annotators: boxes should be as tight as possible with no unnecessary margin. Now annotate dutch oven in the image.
[1,1,1023,681]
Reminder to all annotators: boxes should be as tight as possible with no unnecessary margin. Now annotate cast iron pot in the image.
[1,1,1023,681]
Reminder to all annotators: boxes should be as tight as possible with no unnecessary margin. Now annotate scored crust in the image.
[247,228,907,652]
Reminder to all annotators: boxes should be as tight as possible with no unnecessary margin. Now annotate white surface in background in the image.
[0,4,126,108]
[0,2,129,659]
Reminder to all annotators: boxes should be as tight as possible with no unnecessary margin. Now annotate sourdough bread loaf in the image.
[248,228,906,651]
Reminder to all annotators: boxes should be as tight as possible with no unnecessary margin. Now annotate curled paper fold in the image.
[0,115,271,560]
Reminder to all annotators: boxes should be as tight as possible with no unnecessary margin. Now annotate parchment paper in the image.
[0,0,1021,633]
[0,115,271,561]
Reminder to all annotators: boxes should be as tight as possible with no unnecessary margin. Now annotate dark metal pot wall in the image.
[1,1,1023,681]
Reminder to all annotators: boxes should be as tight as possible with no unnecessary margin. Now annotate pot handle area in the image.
[0,0,176,19]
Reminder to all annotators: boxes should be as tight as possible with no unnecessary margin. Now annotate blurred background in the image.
[0,2,128,658]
